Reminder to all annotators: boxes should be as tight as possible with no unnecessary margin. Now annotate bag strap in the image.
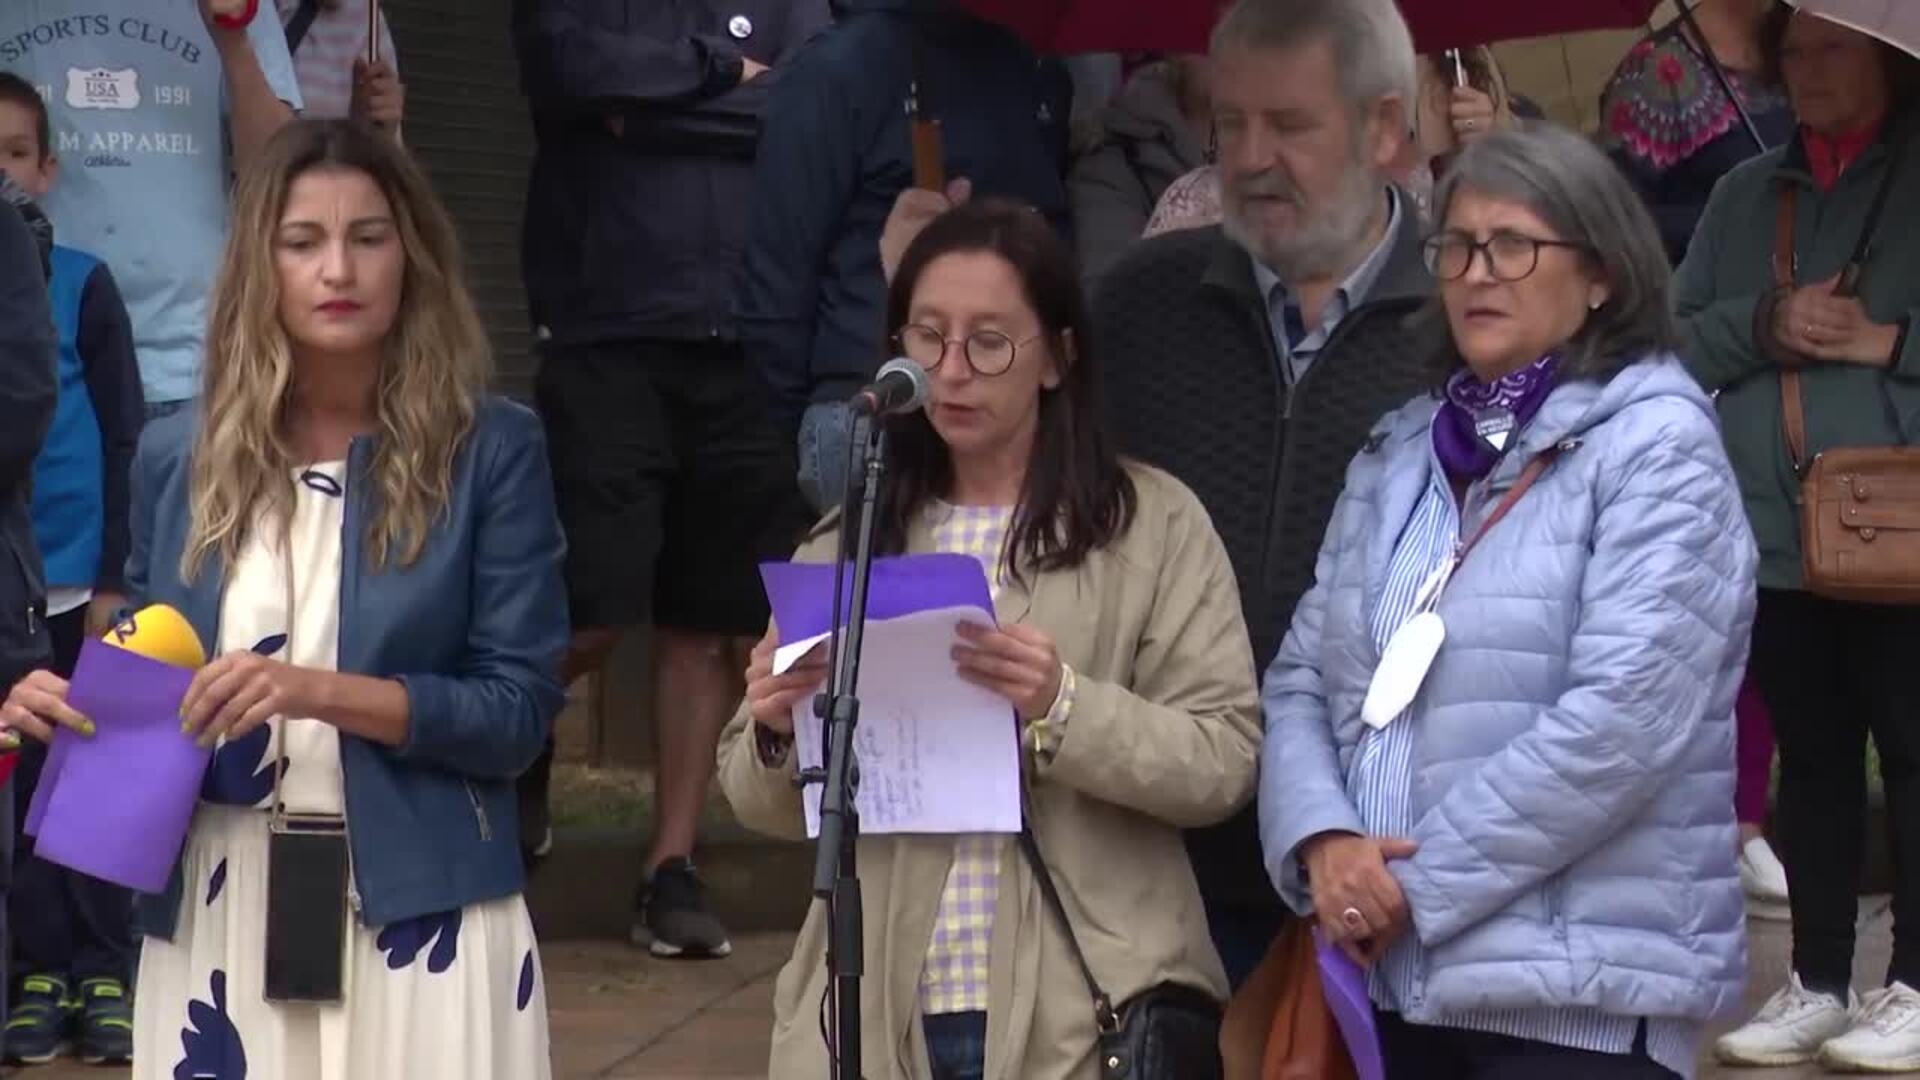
[1017,825,1121,1035]
[1840,133,1910,297]
[1775,185,1810,474]
[1457,448,1561,565]
[284,0,323,54]
[1777,132,1912,471]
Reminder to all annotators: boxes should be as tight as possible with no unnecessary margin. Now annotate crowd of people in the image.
[0,0,1905,1077]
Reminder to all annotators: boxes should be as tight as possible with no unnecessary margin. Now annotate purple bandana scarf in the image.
[1432,355,1560,481]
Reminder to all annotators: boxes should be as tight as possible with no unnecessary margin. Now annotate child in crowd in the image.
[0,71,144,1070]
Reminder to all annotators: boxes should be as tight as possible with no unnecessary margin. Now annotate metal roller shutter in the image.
[383,0,536,398]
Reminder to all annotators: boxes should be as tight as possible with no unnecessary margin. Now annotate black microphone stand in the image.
[801,410,887,1080]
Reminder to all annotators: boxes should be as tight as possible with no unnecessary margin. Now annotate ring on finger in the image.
[1341,906,1366,931]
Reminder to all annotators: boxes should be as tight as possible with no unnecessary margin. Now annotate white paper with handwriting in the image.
[775,606,1022,838]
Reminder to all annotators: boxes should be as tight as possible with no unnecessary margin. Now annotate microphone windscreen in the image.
[102,604,207,670]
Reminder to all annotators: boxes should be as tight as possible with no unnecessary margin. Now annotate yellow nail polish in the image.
[78,720,95,738]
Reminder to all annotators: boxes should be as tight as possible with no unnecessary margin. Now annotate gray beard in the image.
[1223,169,1386,283]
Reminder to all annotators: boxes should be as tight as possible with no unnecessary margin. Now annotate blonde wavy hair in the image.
[184,119,489,580]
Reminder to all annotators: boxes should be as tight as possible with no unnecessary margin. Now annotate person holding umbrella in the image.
[1677,7,1920,1071]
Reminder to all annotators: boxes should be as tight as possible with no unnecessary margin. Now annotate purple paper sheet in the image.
[760,554,995,642]
[28,639,207,893]
[1314,929,1386,1080]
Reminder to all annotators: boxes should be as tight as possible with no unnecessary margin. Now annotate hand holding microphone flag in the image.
[26,605,215,892]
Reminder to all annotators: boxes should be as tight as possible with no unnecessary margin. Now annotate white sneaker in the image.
[1820,981,1920,1073]
[1714,973,1855,1066]
[1739,835,1791,921]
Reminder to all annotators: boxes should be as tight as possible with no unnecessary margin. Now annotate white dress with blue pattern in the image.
[130,463,551,1080]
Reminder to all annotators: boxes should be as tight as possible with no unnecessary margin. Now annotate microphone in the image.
[103,604,208,670]
[849,358,931,417]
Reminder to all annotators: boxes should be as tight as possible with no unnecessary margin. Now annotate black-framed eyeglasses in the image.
[1423,230,1592,283]
[893,324,1043,377]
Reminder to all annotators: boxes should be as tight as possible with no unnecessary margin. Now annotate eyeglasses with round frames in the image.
[1423,230,1592,283]
[893,324,1045,377]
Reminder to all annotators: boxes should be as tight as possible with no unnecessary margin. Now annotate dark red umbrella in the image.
[951,0,1665,56]
[1399,0,1662,54]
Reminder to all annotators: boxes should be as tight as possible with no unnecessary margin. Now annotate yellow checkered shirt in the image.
[919,501,1075,1016]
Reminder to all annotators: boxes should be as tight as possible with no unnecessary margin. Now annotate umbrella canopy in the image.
[1398,0,1662,54]
[951,0,1663,56]
[1788,0,1920,58]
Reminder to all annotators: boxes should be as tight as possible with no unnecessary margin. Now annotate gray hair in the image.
[1210,0,1418,115]
[1422,124,1677,381]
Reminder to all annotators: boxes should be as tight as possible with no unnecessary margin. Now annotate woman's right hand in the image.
[744,629,828,736]
[0,670,94,745]
[1302,830,1419,967]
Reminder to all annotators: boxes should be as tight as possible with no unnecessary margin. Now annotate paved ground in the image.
[25,900,1912,1078]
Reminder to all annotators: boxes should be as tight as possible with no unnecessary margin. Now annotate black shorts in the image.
[534,340,810,635]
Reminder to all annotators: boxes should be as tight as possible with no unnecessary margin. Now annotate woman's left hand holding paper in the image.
[180,652,326,750]
[0,670,95,745]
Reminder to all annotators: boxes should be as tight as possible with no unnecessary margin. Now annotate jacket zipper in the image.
[345,816,363,914]
[1261,309,1359,608]
[464,779,493,842]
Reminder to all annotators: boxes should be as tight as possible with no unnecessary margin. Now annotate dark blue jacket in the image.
[32,246,140,594]
[739,0,1072,431]
[130,398,570,936]
[0,190,56,684]
[513,0,832,346]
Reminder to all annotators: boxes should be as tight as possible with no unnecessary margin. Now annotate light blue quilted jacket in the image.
[1260,356,1755,1024]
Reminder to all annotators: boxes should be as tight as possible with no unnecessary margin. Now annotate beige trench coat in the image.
[718,463,1262,1080]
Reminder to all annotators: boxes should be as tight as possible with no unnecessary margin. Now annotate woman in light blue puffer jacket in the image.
[1260,125,1756,1080]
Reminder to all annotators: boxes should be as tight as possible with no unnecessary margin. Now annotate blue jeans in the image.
[796,400,855,515]
[924,1011,987,1080]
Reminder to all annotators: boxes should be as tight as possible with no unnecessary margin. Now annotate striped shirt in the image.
[275,0,399,120]
[1349,447,1701,1079]
[918,501,1075,1016]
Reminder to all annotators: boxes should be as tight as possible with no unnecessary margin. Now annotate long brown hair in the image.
[183,119,489,579]
[874,200,1135,578]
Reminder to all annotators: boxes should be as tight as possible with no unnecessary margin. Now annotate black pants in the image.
[1377,1013,1676,1079]
[1751,587,1920,997]
[8,606,134,983]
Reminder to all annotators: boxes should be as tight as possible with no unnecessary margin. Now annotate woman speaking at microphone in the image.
[718,200,1260,1079]
[0,118,567,1079]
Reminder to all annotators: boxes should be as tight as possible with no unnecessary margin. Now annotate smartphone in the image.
[264,816,350,1003]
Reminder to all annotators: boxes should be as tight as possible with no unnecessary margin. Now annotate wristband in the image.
[212,0,261,30]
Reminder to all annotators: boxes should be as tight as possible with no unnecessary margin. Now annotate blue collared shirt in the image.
[1252,189,1403,388]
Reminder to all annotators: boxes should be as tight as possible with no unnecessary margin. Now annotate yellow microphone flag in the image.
[102,604,207,670]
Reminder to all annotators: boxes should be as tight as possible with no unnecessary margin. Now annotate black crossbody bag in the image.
[1016,827,1223,1080]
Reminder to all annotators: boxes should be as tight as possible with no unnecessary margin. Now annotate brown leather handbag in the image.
[1214,922,1354,1080]
[1772,159,1920,604]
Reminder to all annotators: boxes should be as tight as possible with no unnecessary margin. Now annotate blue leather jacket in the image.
[130,398,570,936]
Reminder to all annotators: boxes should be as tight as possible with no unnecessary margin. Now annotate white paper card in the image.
[775,605,1022,838]
[1360,611,1446,730]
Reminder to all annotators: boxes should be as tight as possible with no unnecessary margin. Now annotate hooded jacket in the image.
[1068,61,1209,285]
[1262,358,1755,1024]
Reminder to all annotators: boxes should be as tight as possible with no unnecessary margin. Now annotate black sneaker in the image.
[3,973,72,1065]
[634,857,732,959]
[76,977,133,1066]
